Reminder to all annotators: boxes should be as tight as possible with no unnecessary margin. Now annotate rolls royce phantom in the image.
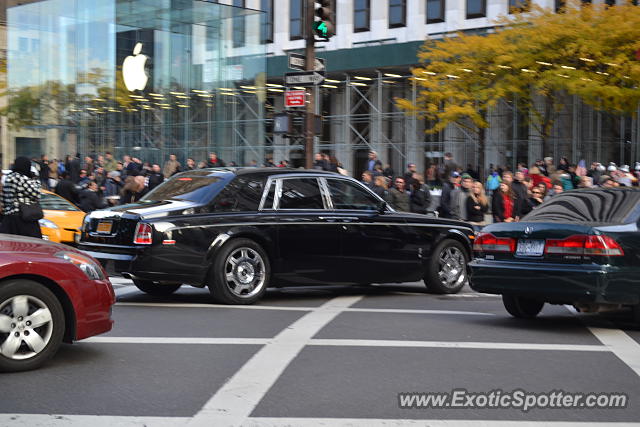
[79,168,474,304]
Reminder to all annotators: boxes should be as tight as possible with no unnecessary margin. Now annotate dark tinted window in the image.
[143,176,225,203]
[211,176,265,212]
[523,190,640,224]
[279,178,324,209]
[326,179,379,211]
[40,192,80,211]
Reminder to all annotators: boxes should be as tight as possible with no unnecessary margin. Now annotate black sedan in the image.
[79,168,474,304]
[471,188,640,322]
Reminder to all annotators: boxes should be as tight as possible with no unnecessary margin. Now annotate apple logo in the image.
[122,42,148,91]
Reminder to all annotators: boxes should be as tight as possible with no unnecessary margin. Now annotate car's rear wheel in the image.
[0,279,65,372]
[133,280,182,296]
[424,239,468,294]
[208,238,270,305]
[502,294,544,319]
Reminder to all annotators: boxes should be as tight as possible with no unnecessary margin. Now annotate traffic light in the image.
[313,0,335,40]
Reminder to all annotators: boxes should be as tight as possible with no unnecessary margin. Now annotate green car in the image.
[470,188,640,322]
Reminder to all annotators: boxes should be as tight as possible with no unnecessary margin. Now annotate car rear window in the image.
[143,176,225,203]
[524,189,640,223]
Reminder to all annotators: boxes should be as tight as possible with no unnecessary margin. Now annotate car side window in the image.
[211,177,265,212]
[325,179,380,211]
[278,178,325,210]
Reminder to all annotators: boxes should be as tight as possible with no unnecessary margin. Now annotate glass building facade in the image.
[5,0,266,167]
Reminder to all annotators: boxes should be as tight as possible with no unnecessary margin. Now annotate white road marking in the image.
[308,339,608,352]
[189,295,363,427]
[245,419,638,427]
[0,415,189,427]
[109,277,133,285]
[115,302,495,317]
[586,327,640,377]
[116,302,313,311]
[83,337,270,345]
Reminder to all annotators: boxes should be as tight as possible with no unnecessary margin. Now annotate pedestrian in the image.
[68,153,81,184]
[104,171,123,203]
[544,182,563,201]
[372,175,391,203]
[120,175,148,204]
[327,155,339,173]
[103,152,118,173]
[528,186,545,210]
[206,152,226,168]
[313,153,327,170]
[404,163,418,189]
[450,173,473,221]
[54,171,80,204]
[389,177,410,212]
[0,156,43,238]
[163,153,181,178]
[39,154,50,190]
[79,181,108,213]
[426,164,439,188]
[147,164,165,190]
[492,182,515,223]
[366,150,382,172]
[510,171,530,219]
[466,181,489,226]
[443,152,459,181]
[361,171,375,189]
[485,170,501,196]
[409,174,432,214]
[186,157,197,170]
[438,171,460,218]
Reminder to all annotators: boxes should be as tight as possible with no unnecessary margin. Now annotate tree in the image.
[398,0,640,172]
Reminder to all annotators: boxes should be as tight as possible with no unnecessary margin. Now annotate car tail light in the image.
[473,232,516,253]
[133,223,153,245]
[545,235,624,256]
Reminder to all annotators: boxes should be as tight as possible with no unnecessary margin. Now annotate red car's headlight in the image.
[55,251,106,281]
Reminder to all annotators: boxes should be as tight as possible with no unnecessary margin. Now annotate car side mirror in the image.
[377,201,387,214]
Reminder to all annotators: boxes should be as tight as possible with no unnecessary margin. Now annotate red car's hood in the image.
[0,233,75,257]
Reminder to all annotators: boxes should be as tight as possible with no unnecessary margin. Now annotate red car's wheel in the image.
[0,279,65,372]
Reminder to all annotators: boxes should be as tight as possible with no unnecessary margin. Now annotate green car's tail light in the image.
[473,233,516,253]
[545,235,624,256]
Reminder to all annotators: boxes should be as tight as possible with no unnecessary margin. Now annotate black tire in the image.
[502,294,544,319]
[424,239,469,294]
[133,280,182,296]
[208,238,270,305]
[0,279,65,372]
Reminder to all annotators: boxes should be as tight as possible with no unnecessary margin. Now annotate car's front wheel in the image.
[133,280,182,296]
[424,239,468,294]
[0,279,65,372]
[502,294,544,318]
[208,238,270,305]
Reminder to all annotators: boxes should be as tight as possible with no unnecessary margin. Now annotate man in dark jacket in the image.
[54,172,79,204]
[147,164,165,191]
[438,172,460,218]
[68,153,81,184]
[511,171,530,219]
[79,181,107,213]
[206,152,226,168]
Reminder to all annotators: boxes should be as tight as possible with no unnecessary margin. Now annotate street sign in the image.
[285,71,325,86]
[285,90,306,108]
[288,53,326,72]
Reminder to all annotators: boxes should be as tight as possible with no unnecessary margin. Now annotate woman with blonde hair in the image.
[466,181,489,226]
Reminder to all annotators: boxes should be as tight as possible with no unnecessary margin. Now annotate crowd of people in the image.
[2,148,640,240]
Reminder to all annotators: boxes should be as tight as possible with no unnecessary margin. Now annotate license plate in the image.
[96,221,113,234]
[516,239,545,256]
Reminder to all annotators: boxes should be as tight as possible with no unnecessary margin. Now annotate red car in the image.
[0,234,114,372]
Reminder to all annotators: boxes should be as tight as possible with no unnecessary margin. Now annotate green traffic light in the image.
[313,21,329,38]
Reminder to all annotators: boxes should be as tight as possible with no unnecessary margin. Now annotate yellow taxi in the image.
[39,190,85,245]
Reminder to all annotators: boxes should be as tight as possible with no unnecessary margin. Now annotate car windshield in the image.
[523,189,640,224]
[143,176,226,203]
[40,192,80,211]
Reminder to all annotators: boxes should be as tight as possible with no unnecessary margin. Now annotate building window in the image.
[555,0,565,11]
[261,0,274,44]
[426,0,445,23]
[233,0,245,48]
[389,0,406,28]
[466,0,486,18]
[354,0,370,32]
[290,0,304,40]
[604,0,615,5]
[509,0,529,13]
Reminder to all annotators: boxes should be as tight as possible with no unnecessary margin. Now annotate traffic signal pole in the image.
[305,0,316,169]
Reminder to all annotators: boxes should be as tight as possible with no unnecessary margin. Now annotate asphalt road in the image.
[2,279,640,426]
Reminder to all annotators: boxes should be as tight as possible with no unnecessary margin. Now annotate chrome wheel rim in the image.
[438,246,466,289]
[224,248,266,298]
[0,295,54,360]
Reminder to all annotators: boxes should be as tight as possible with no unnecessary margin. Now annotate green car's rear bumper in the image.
[470,259,640,305]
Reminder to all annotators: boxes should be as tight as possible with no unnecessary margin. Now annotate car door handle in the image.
[319,216,359,221]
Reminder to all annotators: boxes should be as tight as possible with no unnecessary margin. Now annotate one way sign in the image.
[285,71,325,86]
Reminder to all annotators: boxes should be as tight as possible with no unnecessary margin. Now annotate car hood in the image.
[89,199,199,220]
[0,234,75,256]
